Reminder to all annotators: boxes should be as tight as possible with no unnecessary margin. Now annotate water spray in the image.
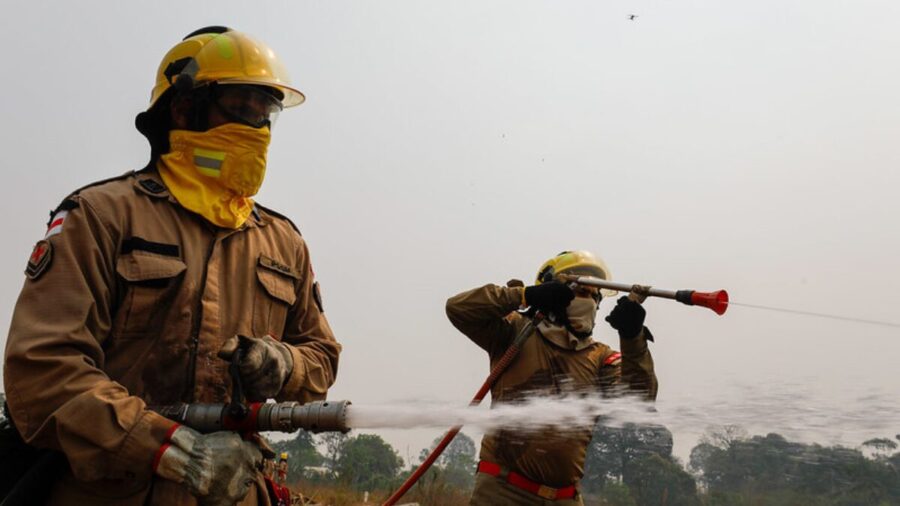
[382,317,540,505]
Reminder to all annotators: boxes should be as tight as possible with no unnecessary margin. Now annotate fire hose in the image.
[0,349,352,506]
[152,399,352,434]
[382,277,727,505]
[0,403,351,506]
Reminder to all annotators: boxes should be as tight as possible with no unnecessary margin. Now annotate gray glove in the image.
[155,426,262,506]
[219,334,294,401]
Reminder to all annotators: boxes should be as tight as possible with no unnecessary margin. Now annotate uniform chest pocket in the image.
[253,256,298,338]
[114,252,187,339]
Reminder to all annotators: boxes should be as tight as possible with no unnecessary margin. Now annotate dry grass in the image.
[290,482,469,506]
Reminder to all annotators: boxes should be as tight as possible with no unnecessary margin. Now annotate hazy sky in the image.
[2,1,898,464]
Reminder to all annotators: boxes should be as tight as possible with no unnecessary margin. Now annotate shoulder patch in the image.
[47,170,136,222]
[45,210,69,238]
[313,282,324,313]
[25,240,53,280]
[254,203,302,235]
[46,198,79,229]
[41,170,140,239]
[602,351,622,367]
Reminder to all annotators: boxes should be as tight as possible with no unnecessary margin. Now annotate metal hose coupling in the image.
[262,399,351,433]
[152,400,351,434]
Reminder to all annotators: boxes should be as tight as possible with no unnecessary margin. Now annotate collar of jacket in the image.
[133,170,269,229]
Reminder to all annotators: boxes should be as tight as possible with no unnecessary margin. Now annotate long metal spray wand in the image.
[559,274,730,315]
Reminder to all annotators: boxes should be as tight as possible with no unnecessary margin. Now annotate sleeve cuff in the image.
[112,410,179,477]
[620,327,652,354]
[277,344,309,401]
[507,286,526,311]
[151,424,181,472]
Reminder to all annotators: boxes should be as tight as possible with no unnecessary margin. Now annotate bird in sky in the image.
[629,14,638,20]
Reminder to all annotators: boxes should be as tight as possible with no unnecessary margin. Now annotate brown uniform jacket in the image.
[3,169,341,505]
[446,284,657,489]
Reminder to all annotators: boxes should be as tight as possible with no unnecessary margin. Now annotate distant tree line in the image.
[582,422,900,506]
[686,429,900,506]
[271,421,900,505]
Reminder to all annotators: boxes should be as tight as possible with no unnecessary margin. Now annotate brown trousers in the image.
[469,473,584,506]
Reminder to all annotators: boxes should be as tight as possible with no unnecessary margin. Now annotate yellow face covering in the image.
[158,123,271,229]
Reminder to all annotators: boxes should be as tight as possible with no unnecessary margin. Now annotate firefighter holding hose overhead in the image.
[2,27,341,505]
[446,251,657,505]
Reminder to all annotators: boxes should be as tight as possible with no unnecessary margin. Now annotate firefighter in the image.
[446,251,657,505]
[277,452,289,486]
[3,26,341,505]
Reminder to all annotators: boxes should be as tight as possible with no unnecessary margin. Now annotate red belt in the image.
[477,461,577,501]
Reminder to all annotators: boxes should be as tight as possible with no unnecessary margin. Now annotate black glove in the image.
[524,282,575,313]
[605,296,646,339]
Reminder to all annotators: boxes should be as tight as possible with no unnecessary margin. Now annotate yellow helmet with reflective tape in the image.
[535,250,616,296]
[148,26,305,109]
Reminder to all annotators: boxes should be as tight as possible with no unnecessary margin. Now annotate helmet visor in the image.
[213,84,283,128]
[561,264,608,280]
[559,264,618,298]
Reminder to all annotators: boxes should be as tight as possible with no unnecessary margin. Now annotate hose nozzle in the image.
[675,290,729,315]
[152,400,352,434]
[285,400,351,433]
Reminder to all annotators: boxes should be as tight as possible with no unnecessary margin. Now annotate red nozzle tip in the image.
[691,290,729,315]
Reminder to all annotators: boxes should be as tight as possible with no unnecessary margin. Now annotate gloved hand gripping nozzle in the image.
[152,335,351,434]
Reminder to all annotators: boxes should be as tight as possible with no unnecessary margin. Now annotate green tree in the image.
[583,421,674,492]
[335,433,402,492]
[270,430,324,480]
[862,437,899,461]
[597,482,637,506]
[394,433,478,505]
[624,454,699,506]
[417,432,477,490]
[317,431,348,478]
[689,428,900,505]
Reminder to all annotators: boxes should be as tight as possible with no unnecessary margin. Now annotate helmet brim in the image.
[217,78,305,108]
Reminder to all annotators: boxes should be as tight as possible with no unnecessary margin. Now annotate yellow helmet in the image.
[280,452,289,461]
[535,251,616,297]
[148,26,305,109]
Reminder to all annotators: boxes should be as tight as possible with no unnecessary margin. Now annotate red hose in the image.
[382,319,536,505]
